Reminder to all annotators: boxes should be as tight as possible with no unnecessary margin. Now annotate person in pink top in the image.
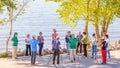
[37,32,44,56]
[52,29,58,47]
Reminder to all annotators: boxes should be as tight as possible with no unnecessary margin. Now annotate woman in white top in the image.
[91,33,97,59]
[105,34,111,59]
[25,34,31,56]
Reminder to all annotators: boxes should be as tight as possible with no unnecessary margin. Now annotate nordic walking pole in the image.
[47,54,52,64]
[60,54,63,64]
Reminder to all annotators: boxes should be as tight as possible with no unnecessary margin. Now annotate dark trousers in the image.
[53,50,60,65]
[26,44,31,56]
[83,44,87,57]
[31,52,36,65]
[38,43,44,56]
[76,42,82,53]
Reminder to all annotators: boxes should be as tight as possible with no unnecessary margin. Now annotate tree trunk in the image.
[95,24,100,39]
[6,8,13,53]
[95,23,101,46]
[105,22,109,33]
[101,18,106,36]
[105,17,111,34]
[84,19,89,35]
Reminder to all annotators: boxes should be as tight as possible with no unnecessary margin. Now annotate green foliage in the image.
[46,0,65,2]
[0,0,33,25]
[0,52,8,58]
[46,0,120,29]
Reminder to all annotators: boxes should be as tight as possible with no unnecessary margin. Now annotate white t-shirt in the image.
[91,37,97,46]
[25,38,31,45]
[105,39,110,50]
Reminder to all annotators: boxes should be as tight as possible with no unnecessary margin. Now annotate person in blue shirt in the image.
[52,36,61,66]
[30,35,38,65]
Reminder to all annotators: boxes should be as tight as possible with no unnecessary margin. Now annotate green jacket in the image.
[69,38,77,49]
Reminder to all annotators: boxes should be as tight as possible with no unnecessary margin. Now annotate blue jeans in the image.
[92,45,97,58]
[38,43,44,56]
[66,43,70,54]
[107,49,111,59]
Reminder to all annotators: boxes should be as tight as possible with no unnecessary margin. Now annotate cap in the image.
[14,32,18,35]
[39,32,42,34]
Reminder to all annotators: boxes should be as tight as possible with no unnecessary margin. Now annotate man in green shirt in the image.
[69,34,77,62]
[82,32,88,57]
[11,32,18,60]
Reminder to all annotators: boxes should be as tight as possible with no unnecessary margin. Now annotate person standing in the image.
[82,32,88,57]
[76,31,83,54]
[52,29,58,48]
[69,34,77,62]
[65,31,71,55]
[11,32,18,60]
[25,34,31,56]
[91,33,97,59]
[52,36,61,66]
[105,34,111,59]
[102,32,110,59]
[30,35,38,65]
[101,35,108,64]
[38,32,44,56]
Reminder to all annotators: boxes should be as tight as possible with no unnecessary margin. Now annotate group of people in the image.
[11,29,111,66]
[11,32,44,65]
[64,31,88,63]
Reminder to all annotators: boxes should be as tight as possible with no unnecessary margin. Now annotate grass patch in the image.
[0,52,8,58]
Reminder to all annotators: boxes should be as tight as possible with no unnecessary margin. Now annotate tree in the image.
[2,0,33,53]
[47,0,120,39]
[100,0,120,35]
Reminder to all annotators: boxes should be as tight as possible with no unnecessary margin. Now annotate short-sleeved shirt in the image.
[53,41,60,50]
[37,36,44,43]
[25,38,31,45]
[30,39,38,52]
[12,36,18,46]
[91,38,97,46]
[82,36,87,44]
[102,40,107,50]
[69,38,77,49]
[76,35,83,42]
[105,39,110,50]
[65,35,72,43]
[52,33,58,40]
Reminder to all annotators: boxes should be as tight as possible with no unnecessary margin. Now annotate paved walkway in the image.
[0,50,120,68]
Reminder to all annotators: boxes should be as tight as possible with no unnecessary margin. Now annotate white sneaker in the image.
[51,64,56,66]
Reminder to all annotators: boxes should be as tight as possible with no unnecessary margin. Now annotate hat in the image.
[39,32,42,34]
[14,32,18,35]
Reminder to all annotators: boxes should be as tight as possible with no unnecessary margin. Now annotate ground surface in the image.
[0,50,120,68]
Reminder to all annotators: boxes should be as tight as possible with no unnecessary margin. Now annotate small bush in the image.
[0,52,8,58]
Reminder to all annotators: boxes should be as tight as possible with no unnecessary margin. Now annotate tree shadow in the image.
[15,54,120,68]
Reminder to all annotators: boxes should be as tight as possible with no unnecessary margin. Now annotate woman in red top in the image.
[52,29,58,48]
